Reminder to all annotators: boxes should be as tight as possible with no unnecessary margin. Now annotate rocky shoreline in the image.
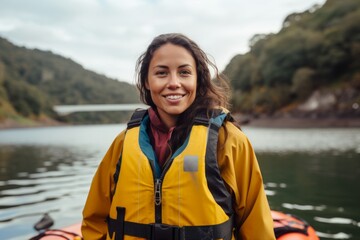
[234,88,360,128]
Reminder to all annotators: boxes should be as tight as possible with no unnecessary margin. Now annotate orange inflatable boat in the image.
[29,214,82,240]
[272,211,319,240]
[30,223,82,240]
[30,211,319,239]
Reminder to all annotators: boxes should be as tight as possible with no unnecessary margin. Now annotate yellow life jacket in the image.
[107,109,235,240]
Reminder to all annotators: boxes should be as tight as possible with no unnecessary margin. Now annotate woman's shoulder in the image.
[111,129,127,145]
[224,120,247,136]
[219,120,249,145]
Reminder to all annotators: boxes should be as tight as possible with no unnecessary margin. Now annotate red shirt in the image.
[148,108,175,167]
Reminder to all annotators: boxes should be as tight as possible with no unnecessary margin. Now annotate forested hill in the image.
[0,37,139,127]
[223,0,360,119]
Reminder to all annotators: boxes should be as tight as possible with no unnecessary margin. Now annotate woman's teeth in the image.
[166,95,182,100]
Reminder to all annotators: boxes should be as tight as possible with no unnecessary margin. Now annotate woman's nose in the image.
[167,73,181,88]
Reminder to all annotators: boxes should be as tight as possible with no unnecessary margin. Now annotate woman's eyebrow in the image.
[153,64,193,69]
[179,64,193,68]
[153,65,168,69]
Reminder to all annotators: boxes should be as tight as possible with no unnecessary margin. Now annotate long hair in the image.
[136,33,231,152]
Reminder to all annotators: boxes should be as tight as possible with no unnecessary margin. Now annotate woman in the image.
[82,33,275,240]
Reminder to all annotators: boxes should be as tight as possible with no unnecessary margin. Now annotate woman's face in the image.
[146,43,197,128]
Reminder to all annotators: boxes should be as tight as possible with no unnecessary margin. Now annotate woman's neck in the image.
[155,111,178,129]
[149,108,177,130]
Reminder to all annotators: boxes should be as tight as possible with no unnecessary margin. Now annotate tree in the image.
[292,67,316,100]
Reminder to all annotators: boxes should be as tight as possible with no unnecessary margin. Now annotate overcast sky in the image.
[0,0,326,84]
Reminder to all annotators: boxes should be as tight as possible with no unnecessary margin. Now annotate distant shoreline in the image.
[1,116,360,130]
[236,116,360,128]
[0,118,66,130]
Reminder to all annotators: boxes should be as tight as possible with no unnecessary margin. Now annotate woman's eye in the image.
[155,71,167,76]
[180,70,191,76]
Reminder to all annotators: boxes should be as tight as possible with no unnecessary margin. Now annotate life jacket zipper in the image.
[154,179,162,206]
[153,156,174,223]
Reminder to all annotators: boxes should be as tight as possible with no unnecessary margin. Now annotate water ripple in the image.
[316,231,351,239]
[314,216,360,226]
[282,203,327,211]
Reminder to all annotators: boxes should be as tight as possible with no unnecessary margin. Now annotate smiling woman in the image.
[81,33,276,240]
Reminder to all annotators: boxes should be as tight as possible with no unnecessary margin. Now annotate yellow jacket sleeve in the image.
[81,130,126,240]
[217,122,275,240]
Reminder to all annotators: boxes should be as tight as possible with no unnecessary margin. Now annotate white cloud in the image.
[0,0,326,83]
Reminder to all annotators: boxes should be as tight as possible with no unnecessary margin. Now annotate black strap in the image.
[193,115,210,126]
[107,215,234,240]
[107,207,126,240]
[205,122,233,217]
[193,109,224,126]
[127,109,148,129]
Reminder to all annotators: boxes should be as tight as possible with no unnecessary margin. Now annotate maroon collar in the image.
[148,108,172,133]
[148,108,175,167]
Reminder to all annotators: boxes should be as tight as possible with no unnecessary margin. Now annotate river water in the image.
[0,124,359,239]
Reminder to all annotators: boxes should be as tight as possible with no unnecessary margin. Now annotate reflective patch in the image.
[184,155,198,172]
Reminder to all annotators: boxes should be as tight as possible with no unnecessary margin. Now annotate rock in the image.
[297,90,336,112]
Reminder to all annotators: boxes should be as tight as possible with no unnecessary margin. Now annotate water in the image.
[0,125,359,239]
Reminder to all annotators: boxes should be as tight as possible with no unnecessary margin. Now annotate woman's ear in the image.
[145,80,150,90]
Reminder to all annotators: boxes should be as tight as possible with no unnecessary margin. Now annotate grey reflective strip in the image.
[183,155,199,172]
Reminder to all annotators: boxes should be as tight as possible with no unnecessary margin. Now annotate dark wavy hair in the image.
[135,33,231,154]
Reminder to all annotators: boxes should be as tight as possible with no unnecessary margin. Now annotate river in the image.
[0,124,359,239]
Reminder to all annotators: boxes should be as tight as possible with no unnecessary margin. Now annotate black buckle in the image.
[151,223,183,240]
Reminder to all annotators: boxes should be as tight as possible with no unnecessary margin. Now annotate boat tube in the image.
[29,214,82,240]
[272,211,319,240]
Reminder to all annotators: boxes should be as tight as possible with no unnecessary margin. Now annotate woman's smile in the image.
[164,94,186,100]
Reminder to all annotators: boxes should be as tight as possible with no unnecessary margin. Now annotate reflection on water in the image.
[0,145,100,239]
[0,125,359,239]
[258,151,360,239]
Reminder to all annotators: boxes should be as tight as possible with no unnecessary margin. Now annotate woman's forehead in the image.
[149,43,196,68]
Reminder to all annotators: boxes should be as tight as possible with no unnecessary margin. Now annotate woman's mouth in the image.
[164,94,185,100]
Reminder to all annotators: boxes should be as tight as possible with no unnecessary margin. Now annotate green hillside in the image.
[0,37,139,127]
[223,0,360,119]
[1,0,359,128]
